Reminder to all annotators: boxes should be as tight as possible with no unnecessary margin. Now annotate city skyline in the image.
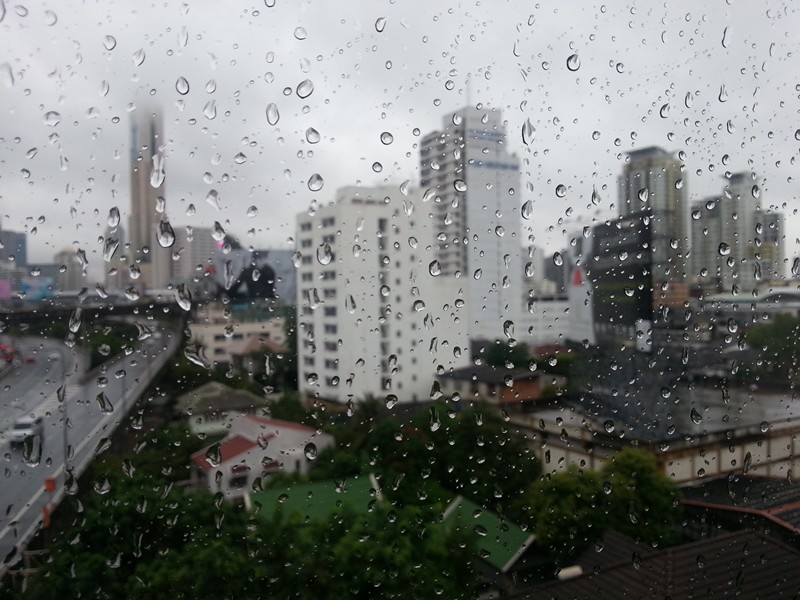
[0,1,797,274]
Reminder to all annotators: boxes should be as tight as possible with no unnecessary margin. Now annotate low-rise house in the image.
[175,381,273,436]
[438,365,566,406]
[190,414,334,499]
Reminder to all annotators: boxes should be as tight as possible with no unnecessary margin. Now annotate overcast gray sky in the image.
[0,0,798,277]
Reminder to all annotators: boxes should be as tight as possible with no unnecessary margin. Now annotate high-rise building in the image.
[128,108,171,289]
[420,106,522,342]
[173,226,217,285]
[295,185,470,405]
[617,147,687,286]
[689,172,783,293]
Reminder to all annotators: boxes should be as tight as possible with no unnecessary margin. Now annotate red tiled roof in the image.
[245,414,316,434]
[191,434,258,472]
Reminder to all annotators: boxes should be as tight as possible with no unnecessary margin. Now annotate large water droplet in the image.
[375,17,386,32]
[203,100,217,120]
[304,442,317,460]
[718,84,728,103]
[206,189,221,210]
[43,111,61,126]
[429,260,441,276]
[103,237,120,262]
[718,242,731,256]
[552,252,563,266]
[306,127,320,143]
[294,27,307,40]
[566,53,580,71]
[157,220,175,248]
[175,283,193,311]
[234,152,247,165]
[521,118,534,146]
[205,443,221,468]
[266,103,280,125]
[690,407,703,425]
[380,131,394,145]
[316,242,332,265]
[211,221,226,241]
[103,35,117,51]
[96,392,114,414]
[175,76,190,95]
[296,79,314,98]
[659,103,670,118]
[453,179,467,192]
[308,173,324,192]
[555,184,567,198]
[150,154,165,188]
[132,48,146,67]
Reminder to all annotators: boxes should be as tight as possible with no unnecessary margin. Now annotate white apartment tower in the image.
[295,186,470,405]
[690,172,784,292]
[419,106,523,343]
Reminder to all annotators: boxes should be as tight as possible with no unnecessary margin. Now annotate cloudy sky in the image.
[0,0,798,277]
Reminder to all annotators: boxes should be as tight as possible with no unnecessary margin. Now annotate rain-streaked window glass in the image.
[1,2,800,598]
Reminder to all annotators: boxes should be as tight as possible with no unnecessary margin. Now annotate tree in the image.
[484,341,530,368]
[520,448,682,565]
[744,314,800,386]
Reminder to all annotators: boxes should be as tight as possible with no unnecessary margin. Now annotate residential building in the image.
[175,381,273,436]
[189,301,286,368]
[437,365,566,406]
[295,185,470,405]
[420,106,523,342]
[190,414,334,499]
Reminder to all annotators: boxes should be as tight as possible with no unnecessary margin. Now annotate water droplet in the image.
[555,184,566,198]
[95,392,114,414]
[743,451,752,474]
[150,154,165,188]
[247,205,258,218]
[203,100,216,120]
[638,188,649,203]
[306,127,320,143]
[429,406,441,432]
[175,283,193,311]
[304,442,317,460]
[22,434,42,468]
[521,118,534,146]
[372,162,383,173]
[294,27,307,40]
[206,189,221,210]
[615,62,624,73]
[345,294,356,314]
[473,269,482,280]
[380,131,394,145]
[503,320,514,339]
[175,76,190,95]
[103,237,120,262]
[157,220,175,248]
[792,257,800,277]
[603,420,615,433]
[521,200,533,220]
[308,173,324,192]
[296,78,314,98]
[375,17,386,32]
[684,92,694,108]
[428,260,441,276]
[453,179,467,192]
[212,222,226,241]
[44,9,57,26]
[760,421,769,433]
[43,111,61,126]
[205,443,221,468]
[751,184,760,199]
[718,84,728,103]
[690,407,702,425]
[566,53,580,71]
[0,62,13,87]
[316,243,332,265]
[552,252,563,266]
[795,129,800,142]
[659,103,670,118]
[721,26,730,49]
[103,35,117,51]
[132,48,146,67]
[266,103,280,125]
[718,242,731,256]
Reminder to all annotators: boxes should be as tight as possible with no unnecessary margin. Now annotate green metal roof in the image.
[247,474,381,523]
[442,496,535,573]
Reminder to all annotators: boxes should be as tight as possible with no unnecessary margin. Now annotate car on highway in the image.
[9,416,44,448]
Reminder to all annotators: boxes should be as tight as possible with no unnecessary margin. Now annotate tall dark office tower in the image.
[128,108,170,289]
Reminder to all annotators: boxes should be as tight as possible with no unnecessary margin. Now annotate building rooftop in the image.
[520,529,800,599]
[190,434,257,473]
[682,475,800,535]
[247,474,381,523]
[442,496,535,573]
[175,381,270,416]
